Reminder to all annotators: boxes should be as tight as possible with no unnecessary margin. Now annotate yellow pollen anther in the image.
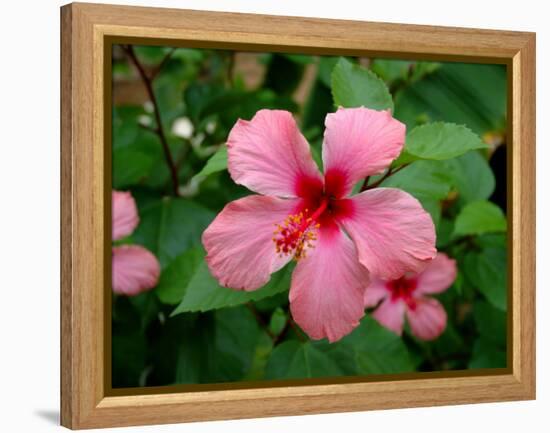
[272,210,322,261]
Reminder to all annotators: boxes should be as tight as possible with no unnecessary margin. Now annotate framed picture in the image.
[60,2,536,429]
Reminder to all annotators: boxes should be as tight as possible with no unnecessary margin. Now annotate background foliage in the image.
[112,45,508,388]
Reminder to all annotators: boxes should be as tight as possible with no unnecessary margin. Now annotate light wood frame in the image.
[60,2,536,429]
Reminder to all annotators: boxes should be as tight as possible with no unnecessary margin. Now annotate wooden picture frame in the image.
[60,2,536,429]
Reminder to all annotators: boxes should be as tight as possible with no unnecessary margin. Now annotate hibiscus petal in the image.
[322,107,405,198]
[112,190,139,241]
[112,245,160,296]
[406,297,447,340]
[416,253,457,295]
[364,277,389,308]
[227,109,323,198]
[372,298,406,336]
[202,195,299,291]
[340,188,436,280]
[289,225,369,342]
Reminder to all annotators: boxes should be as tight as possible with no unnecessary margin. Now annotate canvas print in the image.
[111,45,507,388]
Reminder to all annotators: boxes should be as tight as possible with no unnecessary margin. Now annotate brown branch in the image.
[123,45,180,196]
[362,163,410,191]
[288,318,306,342]
[245,303,276,341]
[150,47,177,81]
[360,176,370,192]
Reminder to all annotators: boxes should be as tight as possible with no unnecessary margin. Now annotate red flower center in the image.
[273,172,353,260]
[387,276,418,309]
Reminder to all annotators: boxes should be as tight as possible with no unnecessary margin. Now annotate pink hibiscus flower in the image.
[112,190,160,296]
[364,253,457,341]
[202,108,436,342]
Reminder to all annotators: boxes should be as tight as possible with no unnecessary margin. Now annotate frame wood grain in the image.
[60,2,536,429]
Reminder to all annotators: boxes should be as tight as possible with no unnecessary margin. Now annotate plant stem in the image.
[288,318,307,342]
[361,163,410,191]
[246,303,276,341]
[123,45,180,197]
[150,47,177,81]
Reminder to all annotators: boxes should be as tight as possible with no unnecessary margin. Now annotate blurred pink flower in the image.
[202,108,436,342]
[364,253,457,340]
[112,190,160,296]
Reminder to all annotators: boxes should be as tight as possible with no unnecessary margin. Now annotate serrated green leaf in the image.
[454,200,507,237]
[317,56,340,88]
[331,57,393,111]
[169,250,293,313]
[397,122,488,164]
[265,340,343,379]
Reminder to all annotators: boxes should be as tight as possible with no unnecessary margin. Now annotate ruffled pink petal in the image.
[227,109,323,198]
[322,107,405,198]
[202,195,300,291]
[339,188,436,280]
[415,253,457,295]
[289,225,370,343]
[372,298,406,335]
[112,245,160,296]
[406,297,447,340]
[363,277,389,308]
[112,190,139,241]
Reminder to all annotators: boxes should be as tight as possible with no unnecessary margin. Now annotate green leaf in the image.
[370,59,413,84]
[243,332,274,381]
[184,83,296,129]
[397,122,488,165]
[468,338,507,369]
[112,329,147,387]
[132,198,215,268]
[370,60,440,86]
[283,54,315,65]
[394,62,507,135]
[155,248,203,304]
[442,150,495,203]
[314,315,414,375]
[454,200,507,237]
[348,316,414,374]
[381,160,452,200]
[173,307,264,384]
[193,146,228,181]
[265,341,343,379]
[268,308,287,337]
[317,56,339,88]
[212,307,264,381]
[134,45,173,64]
[331,57,393,111]
[113,148,156,188]
[464,245,507,311]
[473,301,507,347]
[169,248,293,312]
[436,217,454,248]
